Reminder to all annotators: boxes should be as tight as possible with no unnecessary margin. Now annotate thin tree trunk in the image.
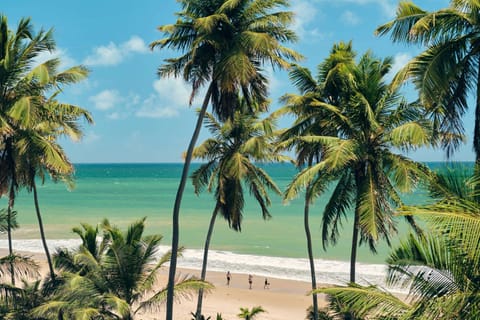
[474,62,480,163]
[350,168,365,285]
[6,138,15,285]
[195,203,220,320]
[31,177,55,280]
[166,84,214,320]
[7,178,15,285]
[350,206,359,284]
[305,186,318,320]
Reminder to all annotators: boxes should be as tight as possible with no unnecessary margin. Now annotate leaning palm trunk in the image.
[166,84,214,320]
[475,63,480,163]
[31,177,55,280]
[304,187,319,320]
[5,139,15,285]
[7,179,15,285]
[350,208,360,284]
[195,203,220,320]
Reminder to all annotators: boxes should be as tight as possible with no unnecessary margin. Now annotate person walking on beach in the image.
[226,271,231,286]
[248,274,253,289]
[264,278,270,289]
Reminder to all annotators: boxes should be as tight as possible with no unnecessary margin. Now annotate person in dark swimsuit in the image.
[226,271,231,286]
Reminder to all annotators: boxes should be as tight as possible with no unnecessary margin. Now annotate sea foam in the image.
[0,239,406,294]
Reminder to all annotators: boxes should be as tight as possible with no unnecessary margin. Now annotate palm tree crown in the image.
[192,102,283,231]
[376,0,479,159]
[282,47,432,283]
[152,0,301,120]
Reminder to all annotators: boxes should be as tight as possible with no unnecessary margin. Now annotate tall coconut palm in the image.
[277,42,356,320]
[0,15,50,284]
[284,50,432,284]
[191,100,284,319]
[315,166,480,319]
[0,15,66,284]
[14,91,93,281]
[0,14,92,282]
[35,218,212,320]
[376,0,479,160]
[150,1,300,317]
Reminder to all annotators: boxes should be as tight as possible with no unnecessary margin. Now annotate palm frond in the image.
[315,284,411,319]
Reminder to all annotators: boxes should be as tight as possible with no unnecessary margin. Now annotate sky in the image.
[4,0,471,163]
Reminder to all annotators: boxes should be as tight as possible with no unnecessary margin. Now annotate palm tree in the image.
[283,49,432,284]
[277,41,356,320]
[150,1,300,317]
[376,0,479,160]
[191,100,284,319]
[0,15,54,284]
[35,218,212,320]
[237,306,266,320]
[315,165,480,319]
[15,92,93,281]
[0,15,92,283]
[0,279,48,320]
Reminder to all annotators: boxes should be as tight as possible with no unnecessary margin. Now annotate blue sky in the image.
[4,0,471,163]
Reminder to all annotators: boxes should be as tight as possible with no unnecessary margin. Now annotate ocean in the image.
[0,162,461,291]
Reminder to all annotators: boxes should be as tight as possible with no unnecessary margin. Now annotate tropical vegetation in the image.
[150,0,301,317]
[191,99,284,319]
[237,306,266,320]
[376,0,477,160]
[3,0,480,319]
[30,218,212,320]
[315,166,480,319]
[281,43,432,288]
[277,41,357,320]
[0,14,93,284]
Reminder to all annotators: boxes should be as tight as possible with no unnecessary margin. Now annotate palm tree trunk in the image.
[350,208,359,284]
[7,178,15,285]
[304,186,319,320]
[6,138,15,285]
[195,203,220,320]
[475,62,480,163]
[350,168,365,284]
[31,177,55,280]
[166,83,214,320]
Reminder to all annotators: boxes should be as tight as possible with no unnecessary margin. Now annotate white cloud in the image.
[387,52,412,80]
[34,47,77,70]
[123,36,149,53]
[291,1,323,39]
[89,89,122,110]
[84,43,123,66]
[89,78,194,120]
[135,77,192,119]
[341,10,360,25]
[83,35,149,66]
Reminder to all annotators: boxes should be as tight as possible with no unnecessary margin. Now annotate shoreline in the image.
[0,238,390,288]
[0,248,327,319]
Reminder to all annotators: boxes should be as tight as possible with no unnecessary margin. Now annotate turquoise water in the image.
[0,162,459,265]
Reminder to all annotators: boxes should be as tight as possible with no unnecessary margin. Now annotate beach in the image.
[167,268,326,320]
[0,249,326,320]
